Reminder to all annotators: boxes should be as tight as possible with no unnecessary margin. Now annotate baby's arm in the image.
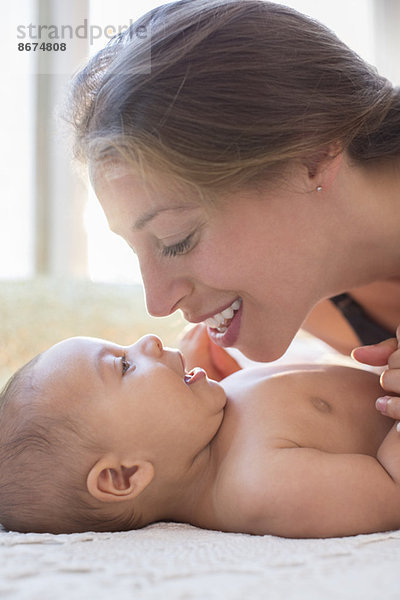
[354,328,400,482]
[245,447,400,538]
[377,423,400,483]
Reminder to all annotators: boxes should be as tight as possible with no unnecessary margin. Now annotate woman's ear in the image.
[303,142,343,189]
[86,455,155,503]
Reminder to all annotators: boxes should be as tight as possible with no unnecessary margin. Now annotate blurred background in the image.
[1,0,399,385]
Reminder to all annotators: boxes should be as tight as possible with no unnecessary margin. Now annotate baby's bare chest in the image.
[220,368,392,458]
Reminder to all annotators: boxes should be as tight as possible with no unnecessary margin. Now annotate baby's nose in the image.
[135,334,164,356]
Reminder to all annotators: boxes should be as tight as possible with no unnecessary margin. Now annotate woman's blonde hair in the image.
[68,0,400,192]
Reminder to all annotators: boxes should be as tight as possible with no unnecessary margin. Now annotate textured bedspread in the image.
[1,522,400,599]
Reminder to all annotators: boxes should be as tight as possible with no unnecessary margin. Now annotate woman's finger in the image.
[387,348,400,369]
[351,337,398,366]
[380,368,400,394]
[376,395,400,421]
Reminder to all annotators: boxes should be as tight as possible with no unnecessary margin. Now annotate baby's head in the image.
[0,335,226,533]
[0,354,119,534]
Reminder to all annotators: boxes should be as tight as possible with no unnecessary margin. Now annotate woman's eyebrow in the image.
[133,206,190,230]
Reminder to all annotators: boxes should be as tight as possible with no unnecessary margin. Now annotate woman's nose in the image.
[140,261,193,317]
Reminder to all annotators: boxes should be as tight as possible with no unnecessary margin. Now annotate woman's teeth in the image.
[205,299,241,333]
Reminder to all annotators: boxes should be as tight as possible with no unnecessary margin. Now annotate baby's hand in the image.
[178,323,241,381]
[352,327,400,420]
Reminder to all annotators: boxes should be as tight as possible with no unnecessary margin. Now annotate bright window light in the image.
[86,0,170,284]
[0,1,35,279]
[0,0,378,283]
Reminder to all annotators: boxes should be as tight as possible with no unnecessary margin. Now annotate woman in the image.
[68,0,400,417]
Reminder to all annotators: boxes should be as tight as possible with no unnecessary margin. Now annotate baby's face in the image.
[31,335,227,468]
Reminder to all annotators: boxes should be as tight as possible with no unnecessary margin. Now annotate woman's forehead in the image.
[90,157,210,203]
[92,158,133,183]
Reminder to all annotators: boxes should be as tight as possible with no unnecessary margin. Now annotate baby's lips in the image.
[184,367,207,385]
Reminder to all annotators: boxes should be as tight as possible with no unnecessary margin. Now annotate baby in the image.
[1,334,400,538]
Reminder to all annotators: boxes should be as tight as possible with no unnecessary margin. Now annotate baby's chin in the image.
[210,380,228,414]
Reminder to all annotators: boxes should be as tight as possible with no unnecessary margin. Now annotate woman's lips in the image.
[207,299,243,348]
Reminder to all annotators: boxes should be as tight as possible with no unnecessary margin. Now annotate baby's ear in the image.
[86,455,154,502]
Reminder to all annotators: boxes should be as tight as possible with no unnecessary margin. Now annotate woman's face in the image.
[93,163,333,361]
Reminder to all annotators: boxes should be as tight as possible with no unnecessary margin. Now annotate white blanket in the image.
[1,523,400,599]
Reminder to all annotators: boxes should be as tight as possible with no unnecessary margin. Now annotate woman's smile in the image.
[204,298,242,333]
[93,164,339,362]
[206,298,243,348]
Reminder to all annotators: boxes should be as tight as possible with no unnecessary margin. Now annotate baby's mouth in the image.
[205,298,242,334]
[184,367,206,385]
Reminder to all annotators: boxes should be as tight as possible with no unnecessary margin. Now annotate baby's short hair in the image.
[0,356,136,534]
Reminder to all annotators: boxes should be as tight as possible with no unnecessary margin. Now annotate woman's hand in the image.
[352,327,400,420]
[178,323,241,381]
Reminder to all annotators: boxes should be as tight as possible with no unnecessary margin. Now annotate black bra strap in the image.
[330,293,394,345]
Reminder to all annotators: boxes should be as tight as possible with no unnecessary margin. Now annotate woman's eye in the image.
[161,232,195,258]
[121,355,131,375]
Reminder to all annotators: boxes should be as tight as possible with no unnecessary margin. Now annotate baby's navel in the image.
[310,396,332,414]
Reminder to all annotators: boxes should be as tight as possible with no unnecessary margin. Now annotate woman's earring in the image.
[316,185,323,192]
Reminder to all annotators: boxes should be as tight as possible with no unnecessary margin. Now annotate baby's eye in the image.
[121,355,131,375]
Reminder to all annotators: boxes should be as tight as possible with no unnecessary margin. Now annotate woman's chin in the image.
[236,336,290,363]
